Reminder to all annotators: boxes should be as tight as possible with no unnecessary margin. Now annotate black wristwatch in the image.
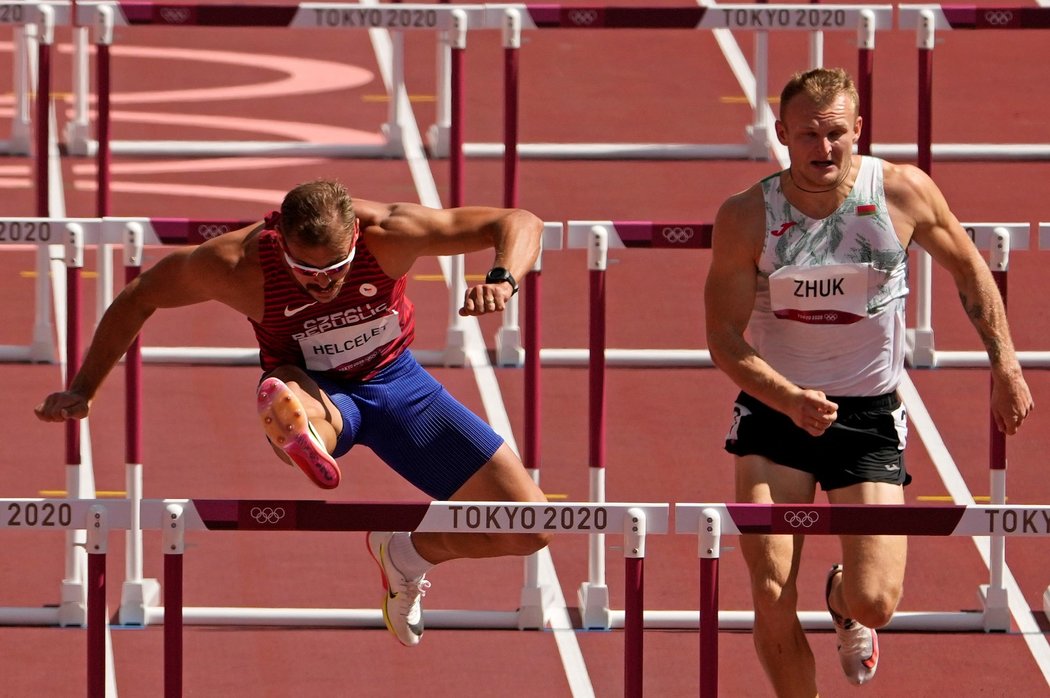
[485,267,518,295]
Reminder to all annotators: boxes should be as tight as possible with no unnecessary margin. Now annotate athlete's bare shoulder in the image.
[712,182,767,254]
[880,159,951,245]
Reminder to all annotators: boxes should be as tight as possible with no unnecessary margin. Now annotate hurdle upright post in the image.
[980,228,1011,631]
[118,221,161,625]
[94,6,114,216]
[162,503,186,698]
[856,9,876,156]
[697,508,721,698]
[85,504,109,698]
[62,222,90,627]
[34,4,53,217]
[443,9,468,366]
[579,226,610,628]
[623,508,647,698]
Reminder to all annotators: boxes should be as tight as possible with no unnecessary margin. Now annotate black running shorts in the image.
[724,391,911,491]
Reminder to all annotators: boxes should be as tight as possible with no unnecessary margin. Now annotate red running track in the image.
[2,2,1050,695]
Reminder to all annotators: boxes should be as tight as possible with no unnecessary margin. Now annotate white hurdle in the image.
[147,499,667,698]
[559,219,1046,632]
[678,502,1050,697]
[435,4,893,162]
[891,5,1050,163]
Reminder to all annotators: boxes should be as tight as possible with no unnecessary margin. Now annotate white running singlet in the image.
[749,156,908,396]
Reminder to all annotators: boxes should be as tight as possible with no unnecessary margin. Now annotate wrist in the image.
[485,267,518,295]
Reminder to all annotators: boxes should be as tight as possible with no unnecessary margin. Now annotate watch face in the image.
[486,268,517,293]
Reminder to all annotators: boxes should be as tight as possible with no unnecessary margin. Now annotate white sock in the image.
[387,532,433,581]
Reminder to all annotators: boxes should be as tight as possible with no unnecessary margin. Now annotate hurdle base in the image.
[745,124,771,160]
[495,326,524,367]
[907,328,936,368]
[118,578,161,626]
[578,582,611,630]
[978,584,1011,632]
[1043,586,1050,623]
[58,579,87,627]
[517,583,553,630]
[443,327,468,367]
[381,122,405,158]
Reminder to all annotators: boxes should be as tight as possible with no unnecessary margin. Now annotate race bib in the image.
[768,263,869,324]
[299,312,400,371]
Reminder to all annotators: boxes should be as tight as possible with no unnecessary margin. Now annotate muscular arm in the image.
[705,188,837,435]
[890,164,1033,434]
[359,200,543,315]
[35,225,260,421]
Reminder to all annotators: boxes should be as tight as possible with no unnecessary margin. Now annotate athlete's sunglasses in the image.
[281,221,358,282]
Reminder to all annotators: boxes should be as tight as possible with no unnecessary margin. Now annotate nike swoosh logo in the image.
[284,301,317,317]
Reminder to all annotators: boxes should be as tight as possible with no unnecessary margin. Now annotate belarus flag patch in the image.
[856,204,877,216]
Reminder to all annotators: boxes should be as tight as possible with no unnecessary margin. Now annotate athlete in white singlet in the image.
[705,68,1032,697]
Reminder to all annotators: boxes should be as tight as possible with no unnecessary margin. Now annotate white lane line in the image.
[899,375,1050,687]
[366,16,596,698]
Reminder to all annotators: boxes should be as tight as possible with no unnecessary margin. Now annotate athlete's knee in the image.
[844,584,901,629]
[750,573,800,620]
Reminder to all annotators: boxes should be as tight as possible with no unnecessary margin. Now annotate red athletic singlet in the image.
[250,224,415,381]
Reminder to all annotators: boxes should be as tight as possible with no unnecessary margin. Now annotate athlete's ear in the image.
[775,120,788,146]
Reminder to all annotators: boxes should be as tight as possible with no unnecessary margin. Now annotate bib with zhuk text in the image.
[768,263,870,325]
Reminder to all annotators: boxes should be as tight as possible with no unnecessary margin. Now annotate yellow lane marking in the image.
[720,96,780,105]
[21,271,99,279]
[413,273,485,282]
[39,490,128,498]
[545,493,569,501]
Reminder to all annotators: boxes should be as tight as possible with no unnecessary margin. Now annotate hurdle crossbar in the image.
[677,502,1050,697]
[143,499,667,698]
[65,2,491,160]
[432,4,893,161]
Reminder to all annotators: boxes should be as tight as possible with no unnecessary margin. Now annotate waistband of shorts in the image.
[737,390,899,413]
[824,391,900,411]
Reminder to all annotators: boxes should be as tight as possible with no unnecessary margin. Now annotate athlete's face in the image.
[280,221,359,302]
[776,92,861,191]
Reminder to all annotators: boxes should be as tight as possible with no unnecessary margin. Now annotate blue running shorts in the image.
[309,350,504,499]
[724,391,911,491]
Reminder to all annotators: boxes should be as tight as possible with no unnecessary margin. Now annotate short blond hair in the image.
[280,179,356,246]
[779,68,859,120]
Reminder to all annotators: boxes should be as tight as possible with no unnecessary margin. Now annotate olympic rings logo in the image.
[567,10,598,26]
[983,10,1014,25]
[783,510,819,528]
[197,224,230,239]
[662,226,695,244]
[250,506,286,525]
[159,7,192,24]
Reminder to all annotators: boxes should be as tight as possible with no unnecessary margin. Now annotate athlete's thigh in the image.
[449,443,546,504]
[829,481,907,596]
[736,454,817,587]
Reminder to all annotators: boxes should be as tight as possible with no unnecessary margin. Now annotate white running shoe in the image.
[367,531,430,647]
[826,564,879,685]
